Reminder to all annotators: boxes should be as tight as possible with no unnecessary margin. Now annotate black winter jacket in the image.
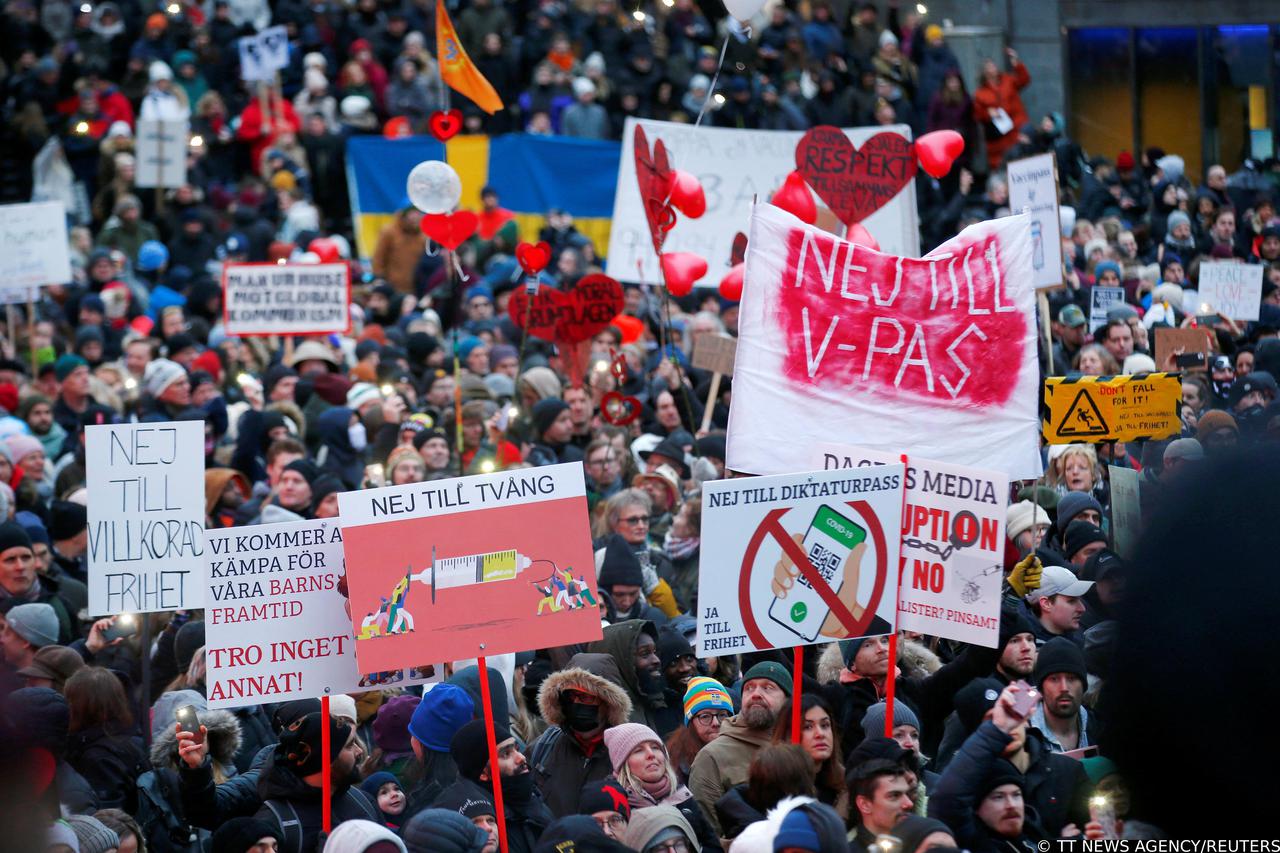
[253,757,379,853]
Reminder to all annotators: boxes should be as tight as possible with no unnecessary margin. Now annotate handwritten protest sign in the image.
[338,463,602,672]
[223,263,350,336]
[691,333,736,376]
[1108,465,1141,560]
[1198,261,1263,322]
[816,445,1007,647]
[609,119,919,288]
[795,126,916,228]
[238,25,289,81]
[0,201,71,288]
[727,203,1041,480]
[87,421,205,615]
[1042,373,1181,444]
[696,465,903,655]
[205,519,436,708]
[1089,286,1126,333]
[135,120,188,189]
[1006,153,1063,289]
[507,273,623,343]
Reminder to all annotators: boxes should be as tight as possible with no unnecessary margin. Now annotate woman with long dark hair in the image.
[64,667,147,811]
[772,694,849,820]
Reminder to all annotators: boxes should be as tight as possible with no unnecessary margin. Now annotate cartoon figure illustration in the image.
[535,580,562,615]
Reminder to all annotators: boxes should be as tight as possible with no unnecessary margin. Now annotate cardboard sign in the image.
[86,421,206,615]
[222,263,350,336]
[795,126,917,227]
[1089,286,1126,333]
[691,333,736,376]
[205,519,436,708]
[0,201,72,288]
[1198,261,1263,322]
[1107,465,1141,560]
[134,120,188,189]
[696,465,903,655]
[238,25,289,81]
[1006,153,1063,289]
[608,120,919,289]
[815,445,1007,648]
[506,273,623,343]
[338,463,602,672]
[727,203,1041,481]
[1153,327,1215,373]
[1042,373,1182,444]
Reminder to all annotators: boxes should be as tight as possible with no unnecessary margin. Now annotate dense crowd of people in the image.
[1,0,1279,850]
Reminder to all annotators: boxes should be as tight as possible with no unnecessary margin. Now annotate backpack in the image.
[264,788,380,853]
[135,769,207,853]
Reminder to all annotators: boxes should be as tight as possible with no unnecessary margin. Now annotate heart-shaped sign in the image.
[419,210,478,250]
[634,125,674,254]
[428,109,463,141]
[601,390,641,426]
[660,252,707,297]
[516,241,552,275]
[730,232,748,266]
[795,126,917,226]
[508,273,624,343]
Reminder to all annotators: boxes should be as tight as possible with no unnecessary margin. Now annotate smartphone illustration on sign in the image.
[768,504,866,642]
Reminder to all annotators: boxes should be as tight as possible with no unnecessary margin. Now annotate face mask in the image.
[563,700,600,733]
[501,768,535,803]
[348,422,368,450]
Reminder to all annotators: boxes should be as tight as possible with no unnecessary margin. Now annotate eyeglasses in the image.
[618,515,649,526]
[649,840,690,853]
[593,814,626,831]
[693,711,730,725]
[587,457,615,467]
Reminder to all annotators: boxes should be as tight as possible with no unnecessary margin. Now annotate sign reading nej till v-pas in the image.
[338,463,602,672]
[0,201,72,288]
[1005,153,1063,289]
[223,262,350,336]
[608,119,919,288]
[204,519,436,709]
[86,421,205,615]
[726,203,1042,481]
[815,445,1007,647]
[696,466,903,656]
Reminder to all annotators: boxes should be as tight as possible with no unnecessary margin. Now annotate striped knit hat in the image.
[682,676,734,724]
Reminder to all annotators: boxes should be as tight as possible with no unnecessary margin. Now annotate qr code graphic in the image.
[798,541,841,588]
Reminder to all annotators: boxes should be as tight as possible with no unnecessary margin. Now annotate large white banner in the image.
[0,201,71,288]
[607,119,919,288]
[222,262,350,336]
[135,120,189,189]
[1198,261,1263,322]
[815,445,1007,647]
[87,421,206,615]
[1006,153,1063,290]
[726,203,1041,481]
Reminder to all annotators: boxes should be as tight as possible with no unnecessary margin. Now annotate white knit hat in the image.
[322,819,406,852]
[1006,499,1050,542]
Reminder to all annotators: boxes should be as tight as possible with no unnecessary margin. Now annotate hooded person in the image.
[588,619,666,731]
[771,799,851,853]
[359,770,408,832]
[526,653,634,817]
[622,804,701,853]
[652,626,698,736]
[315,406,366,490]
[403,683,474,815]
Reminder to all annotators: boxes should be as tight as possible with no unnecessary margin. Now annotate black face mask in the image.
[501,767,535,804]
[563,700,601,733]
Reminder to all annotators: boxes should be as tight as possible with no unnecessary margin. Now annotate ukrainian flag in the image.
[347,134,620,262]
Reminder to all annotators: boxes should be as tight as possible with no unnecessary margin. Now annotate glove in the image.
[638,553,662,596]
[1007,554,1042,598]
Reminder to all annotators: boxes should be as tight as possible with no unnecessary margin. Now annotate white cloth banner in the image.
[727,203,1042,481]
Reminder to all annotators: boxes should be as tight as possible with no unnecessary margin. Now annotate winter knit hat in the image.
[1006,500,1050,541]
[532,397,569,438]
[2,687,69,752]
[1196,409,1238,442]
[5,434,43,465]
[774,801,849,853]
[1056,492,1102,529]
[328,694,358,724]
[275,711,352,776]
[742,661,792,696]
[0,520,31,555]
[1033,636,1089,689]
[977,759,1025,800]
[212,817,279,853]
[372,693,420,756]
[450,717,512,782]
[683,676,734,724]
[889,816,954,852]
[603,722,664,773]
[66,815,120,853]
[402,809,488,853]
[174,620,206,673]
[407,683,474,752]
[54,353,88,381]
[5,602,58,647]
[1062,521,1108,560]
[46,821,79,852]
[861,700,920,740]
[49,500,88,541]
[1167,209,1192,233]
[359,770,400,800]
[322,819,407,852]
[434,786,497,820]
[347,382,381,411]
[144,358,187,398]
[953,677,1005,735]
[283,458,321,488]
[597,534,644,590]
[772,808,820,852]
[578,778,632,819]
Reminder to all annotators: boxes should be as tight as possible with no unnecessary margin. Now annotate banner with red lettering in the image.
[726,203,1041,480]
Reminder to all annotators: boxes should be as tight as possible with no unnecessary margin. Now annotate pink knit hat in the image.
[5,434,43,465]
[603,722,664,773]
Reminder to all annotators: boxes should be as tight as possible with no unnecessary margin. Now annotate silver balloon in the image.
[406,160,462,214]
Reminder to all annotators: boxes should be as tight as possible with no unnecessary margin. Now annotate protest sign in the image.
[1108,465,1142,560]
[1042,373,1181,444]
[1153,327,1215,373]
[1006,153,1063,289]
[134,119,188,188]
[87,421,205,615]
[815,445,1007,647]
[0,286,36,305]
[608,119,919,288]
[1089,286,1126,333]
[794,126,917,228]
[338,463,602,672]
[223,263,350,336]
[691,333,736,376]
[1198,261,1263,322]
[726,203,1041,481]
[0,201,72,288]
[204,519,436,708]
[696,465,903,655]
[506,273,623,343]
[238,26,289,81]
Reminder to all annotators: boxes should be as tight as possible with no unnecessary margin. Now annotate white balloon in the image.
[722,0,765,22]
[406,160,462,215]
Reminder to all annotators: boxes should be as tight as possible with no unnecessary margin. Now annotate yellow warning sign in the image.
[1042,373,1182,444]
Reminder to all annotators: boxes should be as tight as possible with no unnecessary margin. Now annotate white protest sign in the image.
[204,519,437,709]
[0,286,36,305]
[1108,465,1141,560]
[1007,153,1063,289]
[134,119,189,189]
[696,466,903,656]
[1198,261,1263,322]
[87,421,206,615]
[223,263,350,336]
[1089,286,1126,333]
[608,119,919,288]
[0,201,71,288]
[815,445,1007,647]
[239,25,290,81]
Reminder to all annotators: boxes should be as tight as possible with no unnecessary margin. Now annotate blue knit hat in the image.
[773,808,821,852]
[407,684,474,752]
[1094,261,1122,281]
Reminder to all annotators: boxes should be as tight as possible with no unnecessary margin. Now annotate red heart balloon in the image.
[634,125,674,254]
[507,273,624,343]
[516,241,552,275]
[769,170,817,224]
[669,169,706,219]
[308,237,341,263]
[795,126,917,226]
[846,222,880,252]
[383,116,412,139]
[719,263,745,301]
[601,391,642,426]
[419,210,478,250]
[915,129,966,179]
[660,252,707,297]
[428,109,463,142]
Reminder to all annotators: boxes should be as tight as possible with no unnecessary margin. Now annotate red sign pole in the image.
[476,657,509,853]
[884,454,909,738]
[791,645,804,743]
[321,694,332,833]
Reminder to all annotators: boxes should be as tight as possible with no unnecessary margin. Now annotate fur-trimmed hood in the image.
[149,707,243,772]
[816,638,942,684]
[536,653,632,729]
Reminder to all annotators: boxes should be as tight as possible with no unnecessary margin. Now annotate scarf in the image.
[663,530,700,562]
[628,776,692,810]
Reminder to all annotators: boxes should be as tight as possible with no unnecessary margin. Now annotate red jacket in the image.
[236,96,301,174]
[972,62,1030,169]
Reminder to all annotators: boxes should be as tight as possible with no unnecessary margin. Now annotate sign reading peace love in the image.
[795,126,917,226]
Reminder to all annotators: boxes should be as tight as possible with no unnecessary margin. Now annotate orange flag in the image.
[436,3,504,115]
